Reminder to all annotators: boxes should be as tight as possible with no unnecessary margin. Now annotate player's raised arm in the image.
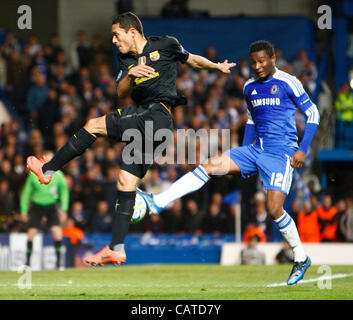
[186,54,236,73]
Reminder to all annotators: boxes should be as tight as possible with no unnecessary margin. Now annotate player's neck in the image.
[131,36,147,56]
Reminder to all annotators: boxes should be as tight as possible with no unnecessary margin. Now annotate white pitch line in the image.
[266,272,353,287]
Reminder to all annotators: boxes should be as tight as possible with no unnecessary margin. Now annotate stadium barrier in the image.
[220,242,353,266]
[0,233,66,271]
[2,233,352,270]
[0,233,235,270]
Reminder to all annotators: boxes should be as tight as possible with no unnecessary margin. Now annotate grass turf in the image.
[0,264,352,300]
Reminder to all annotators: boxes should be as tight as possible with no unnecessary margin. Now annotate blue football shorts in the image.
[224,144,295,195]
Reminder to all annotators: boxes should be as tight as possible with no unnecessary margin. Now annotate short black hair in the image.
[112,12,143,35]
[249,40,275,57]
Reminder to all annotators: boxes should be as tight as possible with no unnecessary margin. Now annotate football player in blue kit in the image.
[138,40,320,285]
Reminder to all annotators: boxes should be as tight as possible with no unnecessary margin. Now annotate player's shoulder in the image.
[152,35,182,47]
[117,51,135,65]
[243,77,256,94]
[272,69,305,96]
[53,170,65,179]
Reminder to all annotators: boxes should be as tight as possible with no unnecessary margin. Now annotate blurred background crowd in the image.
[0,21,352,244]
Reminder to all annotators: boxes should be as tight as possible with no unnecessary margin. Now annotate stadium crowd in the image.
[0,30,353,243]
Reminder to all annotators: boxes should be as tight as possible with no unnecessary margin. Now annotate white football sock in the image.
[274,210,307,262]
[154,165,210,208]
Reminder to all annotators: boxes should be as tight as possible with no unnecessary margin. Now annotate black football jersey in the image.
[116,36,189,107]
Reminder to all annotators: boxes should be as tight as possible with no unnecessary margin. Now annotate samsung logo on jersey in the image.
[251,98,280,107]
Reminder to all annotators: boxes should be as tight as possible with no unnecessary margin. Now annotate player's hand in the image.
[290,150,306,168]
[21,214,29,223]
[217,59,236,74]
[128,65,155,79]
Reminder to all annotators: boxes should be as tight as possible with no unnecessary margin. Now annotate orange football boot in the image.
[84,246,127,266]
[26,156,53,184]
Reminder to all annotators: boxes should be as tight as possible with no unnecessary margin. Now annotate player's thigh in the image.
[84,115,108,137]
[209,145,259,177]
[257,151,294,196]
[45,204,61,229]
[117,168,141,191]
[201,153,241,176]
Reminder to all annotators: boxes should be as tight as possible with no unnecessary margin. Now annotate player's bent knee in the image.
[117,170,140,191]
[84,117,107,137]
[266,201,283,218]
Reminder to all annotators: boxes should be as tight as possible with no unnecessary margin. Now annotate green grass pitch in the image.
[0,264,352,300]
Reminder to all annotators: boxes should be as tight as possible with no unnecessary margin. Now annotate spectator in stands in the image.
[202,201,228,235]
[237,57,251,80]
[91,200,112,233]
[291,49,316,79]
[183,199,204,235]
[243,222,266,244]
[27,35,42,57]
[275,240,294,264]
[337,197,353,242]
[240,235,265,265]
[26,74,48,122]
[0,179,14,219]
[250,192,272,240]
[70,201,88,231]
[162,200,185,233]
[161,0,190,17]
[62,217,84,267]
[274,47,288,71]
[297,201,320,242]
[334,83,353,122]
[317,194,339,242]
[70,31,92,70]
[6,51,26,88]
[0,48,7,88]
[1,32,21,57]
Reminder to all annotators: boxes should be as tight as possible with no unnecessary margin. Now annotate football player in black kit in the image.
[27,12,235,265]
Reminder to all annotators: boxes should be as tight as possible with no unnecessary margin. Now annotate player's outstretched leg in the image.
[138,153,240,214]
[27,117,107,183]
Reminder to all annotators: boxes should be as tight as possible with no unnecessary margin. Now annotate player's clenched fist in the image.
[290,150,306,168]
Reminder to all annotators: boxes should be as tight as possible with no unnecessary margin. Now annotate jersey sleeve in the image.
[57,171,70,211]
[20,173,34,214]
[164,36,189,64]
[285,77,320,153]
[115,55,130,84]
[242,83,256,145]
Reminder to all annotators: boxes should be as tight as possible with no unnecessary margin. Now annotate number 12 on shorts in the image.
[270,172,284,187]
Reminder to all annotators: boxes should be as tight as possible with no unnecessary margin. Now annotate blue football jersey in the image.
[243,69,319,152]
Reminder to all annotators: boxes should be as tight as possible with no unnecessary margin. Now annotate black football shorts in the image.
[28,203,61,229]
[106,102,174,178]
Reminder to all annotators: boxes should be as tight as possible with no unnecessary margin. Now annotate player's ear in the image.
[270,54,276,66]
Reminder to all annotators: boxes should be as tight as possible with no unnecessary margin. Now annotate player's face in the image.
[112,24,134,54]
[250,50,276,80]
